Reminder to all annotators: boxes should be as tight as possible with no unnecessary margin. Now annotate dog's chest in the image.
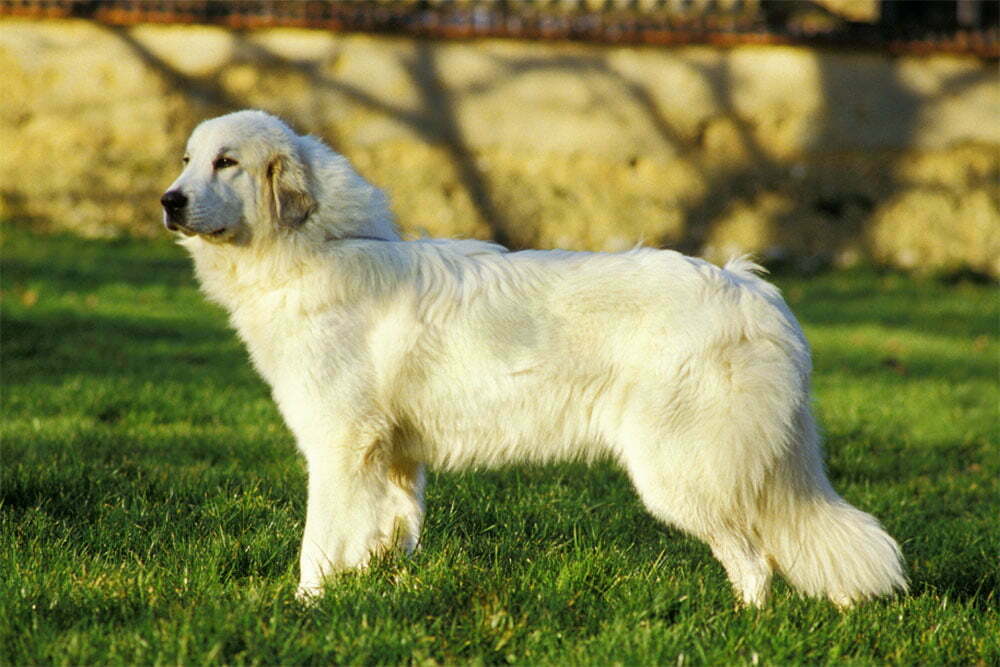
[230,296,323,387]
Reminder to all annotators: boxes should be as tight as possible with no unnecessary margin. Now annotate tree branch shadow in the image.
[101,22,988,269]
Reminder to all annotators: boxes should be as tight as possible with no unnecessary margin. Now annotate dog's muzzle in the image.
[161,189,188,231]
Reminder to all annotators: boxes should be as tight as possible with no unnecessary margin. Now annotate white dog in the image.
[162,110,906,606]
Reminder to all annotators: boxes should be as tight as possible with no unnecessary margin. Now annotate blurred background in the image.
[1,0,997,275]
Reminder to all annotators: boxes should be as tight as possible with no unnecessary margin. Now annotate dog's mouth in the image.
[200,224,239,244]
[164,218,230,239]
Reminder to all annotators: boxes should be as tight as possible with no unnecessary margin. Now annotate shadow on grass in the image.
[907,542,999,610]
[3,442,302,558]
[776,272,998,339]
[2,309,246,386]
[1,229,195,293]
[427,463,702,567]
[812,345,996,383]
[1,253,194,294]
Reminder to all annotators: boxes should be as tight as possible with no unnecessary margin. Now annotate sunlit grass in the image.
[2,224,997,664]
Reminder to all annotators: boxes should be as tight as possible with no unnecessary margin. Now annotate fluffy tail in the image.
[723,254,769,278]
[756,417,908,606]
[719,260,907,605]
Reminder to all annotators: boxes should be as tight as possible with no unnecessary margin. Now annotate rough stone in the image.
[1,19,997,276]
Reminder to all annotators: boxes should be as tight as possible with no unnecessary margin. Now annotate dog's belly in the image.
[394,362,621,470]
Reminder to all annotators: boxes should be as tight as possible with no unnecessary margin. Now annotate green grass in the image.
[2,224,997,665]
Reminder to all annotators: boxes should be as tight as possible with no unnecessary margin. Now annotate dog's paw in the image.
[831,593,857,610]
[295,583,323,603]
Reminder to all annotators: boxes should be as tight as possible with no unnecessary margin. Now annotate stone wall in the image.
[1,19,997,275]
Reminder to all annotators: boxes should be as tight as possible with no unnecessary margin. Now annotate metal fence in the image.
[1,0,997,57]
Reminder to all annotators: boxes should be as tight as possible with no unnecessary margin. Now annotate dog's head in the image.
[161,110,316,244]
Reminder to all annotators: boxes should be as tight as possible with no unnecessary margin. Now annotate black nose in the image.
[161,190,188,214]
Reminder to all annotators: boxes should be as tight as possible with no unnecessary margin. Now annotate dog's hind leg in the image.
[614,332,809,605]
[624,453,774,607]
[705,530,773,607]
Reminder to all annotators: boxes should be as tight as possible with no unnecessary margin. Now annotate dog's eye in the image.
[182,156,190,165]
[213,157,238,170]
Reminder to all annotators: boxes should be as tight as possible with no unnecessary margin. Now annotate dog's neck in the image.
[183,233,308,309]
[182,224,405,316]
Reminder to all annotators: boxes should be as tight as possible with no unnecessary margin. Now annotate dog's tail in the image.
[755,412,908,606]
[723,254,769,279]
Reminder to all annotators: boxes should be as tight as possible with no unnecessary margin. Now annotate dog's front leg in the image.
[294,425,423,600]
[295,434,383,598]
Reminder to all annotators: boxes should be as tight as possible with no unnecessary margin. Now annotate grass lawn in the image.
[1,223,997,665]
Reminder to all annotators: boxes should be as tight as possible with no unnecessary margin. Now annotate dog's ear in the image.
[267,148,316,229]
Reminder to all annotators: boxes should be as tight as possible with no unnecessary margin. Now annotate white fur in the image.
[164,110,907,606]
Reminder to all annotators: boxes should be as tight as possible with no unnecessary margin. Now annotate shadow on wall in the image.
[4,21,997,275]
[110,27,522,246]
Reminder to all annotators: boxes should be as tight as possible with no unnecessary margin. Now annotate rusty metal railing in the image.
[1,1,996,58]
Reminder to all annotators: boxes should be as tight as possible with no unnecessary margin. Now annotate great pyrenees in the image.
[162,110,906,606]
